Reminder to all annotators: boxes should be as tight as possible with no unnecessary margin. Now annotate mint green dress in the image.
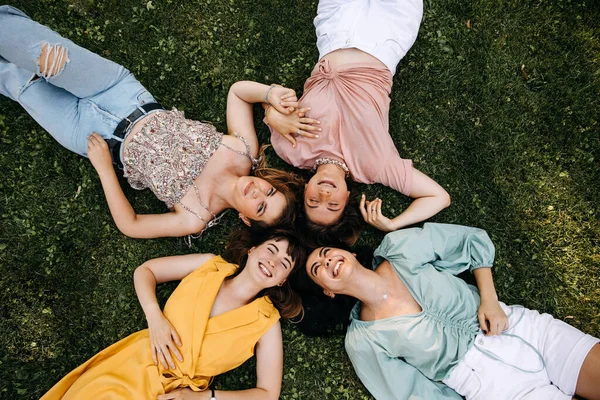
[345,223,495,400]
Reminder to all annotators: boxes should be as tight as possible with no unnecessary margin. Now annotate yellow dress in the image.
[42,256,280,399]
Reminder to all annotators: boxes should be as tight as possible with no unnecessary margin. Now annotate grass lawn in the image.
[1,0,599,398]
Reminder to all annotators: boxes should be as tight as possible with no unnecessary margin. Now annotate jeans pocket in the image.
[136,88,156,105]
[384,38,407,59]
[89,101,121,124]
[445,361,483,400]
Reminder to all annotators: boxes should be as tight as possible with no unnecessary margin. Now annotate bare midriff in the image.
[123,111,166,149]
[321,48,387,70]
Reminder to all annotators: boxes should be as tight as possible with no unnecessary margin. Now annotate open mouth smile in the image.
[259,262,272,277]
[318,179,337,189]
[244,181,254,196]
[332,258,344,278]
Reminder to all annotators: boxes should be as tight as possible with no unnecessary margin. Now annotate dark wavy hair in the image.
[290,245,374,336]
[298,177,364,248]
[222,227,307,319]
[248,145,305,231]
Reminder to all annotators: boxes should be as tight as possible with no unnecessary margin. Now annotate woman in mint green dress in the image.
[305,223,600,400]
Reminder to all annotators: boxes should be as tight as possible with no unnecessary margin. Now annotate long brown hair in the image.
[248,145,305,230]
[222,227,307,319]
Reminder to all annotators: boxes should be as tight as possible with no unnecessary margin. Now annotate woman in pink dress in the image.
[265,0,450,245]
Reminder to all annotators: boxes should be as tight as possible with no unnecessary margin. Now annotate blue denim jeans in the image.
[0,5,156,156]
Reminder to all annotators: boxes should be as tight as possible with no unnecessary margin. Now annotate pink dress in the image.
[268,60,413,195]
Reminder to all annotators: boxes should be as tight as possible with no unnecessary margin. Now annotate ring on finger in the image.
[157,349,163,353]
[297,129,301,135]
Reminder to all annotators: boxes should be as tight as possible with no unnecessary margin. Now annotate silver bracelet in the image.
[264,85,276,105]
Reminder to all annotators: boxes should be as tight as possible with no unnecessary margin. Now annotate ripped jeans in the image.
[0,5,156,156]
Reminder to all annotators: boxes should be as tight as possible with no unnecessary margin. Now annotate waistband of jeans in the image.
[107,102,163,169]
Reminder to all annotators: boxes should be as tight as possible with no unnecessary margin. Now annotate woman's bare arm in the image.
[361,168,451,232]
[134,253,216,369]
[226,81,297,157]
[87,133,201,238]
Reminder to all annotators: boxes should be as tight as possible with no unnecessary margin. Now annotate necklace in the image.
[313,157,350,177]
[181,181,225,246]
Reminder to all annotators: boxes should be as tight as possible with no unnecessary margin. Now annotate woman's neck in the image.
[316,162,347,178]
[222,271,263,305]
[341,267,390,309]
[212,174,240,210]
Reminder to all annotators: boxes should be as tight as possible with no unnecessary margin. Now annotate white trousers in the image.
[314,0,423,75]
[443,303,599,400]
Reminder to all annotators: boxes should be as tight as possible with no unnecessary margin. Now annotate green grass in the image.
[1,0,599,398]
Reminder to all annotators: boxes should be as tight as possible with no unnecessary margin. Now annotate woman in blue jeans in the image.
[0,5,304,240]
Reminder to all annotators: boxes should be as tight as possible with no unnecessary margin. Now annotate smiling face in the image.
[304,171,350,226]
[306,246,356,295]
[247,238,295,289]
[234,176,288,226]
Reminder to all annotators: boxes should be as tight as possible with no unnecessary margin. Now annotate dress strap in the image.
[221,133,262,170]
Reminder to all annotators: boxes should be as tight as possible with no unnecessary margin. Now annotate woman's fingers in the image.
[170,331,183,362]
[370,199,378,220]
[280,100,299,108]
[297,129,319,139]
[273,102,294,115]
[299,123,321,133]
[157,347,170,369]
[359,194,368,221]
[172,329,182,348]
[477,312,489,335]
[375,199,383,219]
[490,320,501,336]
[162,345,176,369]
[283,133,297,148]
[151,346,158,365]
[87,134,97,146]
[299,117,320,126]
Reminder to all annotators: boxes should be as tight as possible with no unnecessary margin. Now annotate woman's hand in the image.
[87,132,113,174]
[147,312,183,369]
[359,195,396,232]
[266,84,299,114]
[266,107,321,148]
[157,388,201,400]
[478,298,508,336]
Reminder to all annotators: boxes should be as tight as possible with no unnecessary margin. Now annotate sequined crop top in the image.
[123,109,258,213]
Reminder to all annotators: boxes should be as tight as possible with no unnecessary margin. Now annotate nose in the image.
[252,187,265,200]
[318,189,331,200]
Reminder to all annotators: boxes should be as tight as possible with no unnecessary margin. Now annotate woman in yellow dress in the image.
[42,228,306,400]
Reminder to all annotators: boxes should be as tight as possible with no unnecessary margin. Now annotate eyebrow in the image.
[270,243,279,253]
[310,247,326,276]
[310,261,318,276]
